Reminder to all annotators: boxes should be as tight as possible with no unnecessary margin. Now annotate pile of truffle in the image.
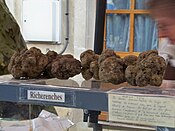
[8,47,81,79]
[8,47,166,87]
[80,49,166,87]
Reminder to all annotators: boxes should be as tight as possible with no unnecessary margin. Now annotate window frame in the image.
[104,0,150,57]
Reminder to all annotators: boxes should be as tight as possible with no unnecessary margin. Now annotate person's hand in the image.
[159,53,169,65]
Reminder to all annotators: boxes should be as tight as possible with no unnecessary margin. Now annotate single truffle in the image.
[98,49,120,65]
[150,74,163,86]
[90,61,99,80]
[80,50,99,80]
[8,47,48,79]
[46,50,58,63]
[123,55,138,68]
[125,50,166,87]
[99,57,125,85]
[138,55,166,75]
[43,51,59,78]
[135,69,152,87]
[81,67,93,80]
[50,55,82,79]
[137,50,158,64]
[80,50,97,68]
[125,65,138,86]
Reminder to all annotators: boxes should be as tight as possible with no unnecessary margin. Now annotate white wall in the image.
[74,0,96,58]
[5,0,96,58]
[85,0,96,49]
[74,0,86,57]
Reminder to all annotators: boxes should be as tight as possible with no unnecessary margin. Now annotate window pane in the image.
[135,0,149,9]
[107,0,130,10]
[134,15,158,52]
[106,14,130,52]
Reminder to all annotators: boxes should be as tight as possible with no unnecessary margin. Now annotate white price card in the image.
[108,94,175,128]
[27,90,65,103]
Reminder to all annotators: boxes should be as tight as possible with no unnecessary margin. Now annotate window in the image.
[104,0,158,57]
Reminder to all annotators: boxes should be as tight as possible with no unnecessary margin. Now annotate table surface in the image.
[0,74,175,112]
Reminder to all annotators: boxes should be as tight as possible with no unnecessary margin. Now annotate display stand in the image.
[0,75,175,130]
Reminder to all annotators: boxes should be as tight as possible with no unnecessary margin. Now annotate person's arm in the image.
[158,38,175,80]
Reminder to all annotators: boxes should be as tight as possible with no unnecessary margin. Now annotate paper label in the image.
[27,90,65,103]
[108,94,175,127]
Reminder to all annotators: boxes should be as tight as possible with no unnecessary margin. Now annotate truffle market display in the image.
[8,47,82,80]
[8,47,167,87]
[80,49,166,87]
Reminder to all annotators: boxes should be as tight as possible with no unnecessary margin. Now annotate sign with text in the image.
[27,90,65,103]
[108,93,175,128]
